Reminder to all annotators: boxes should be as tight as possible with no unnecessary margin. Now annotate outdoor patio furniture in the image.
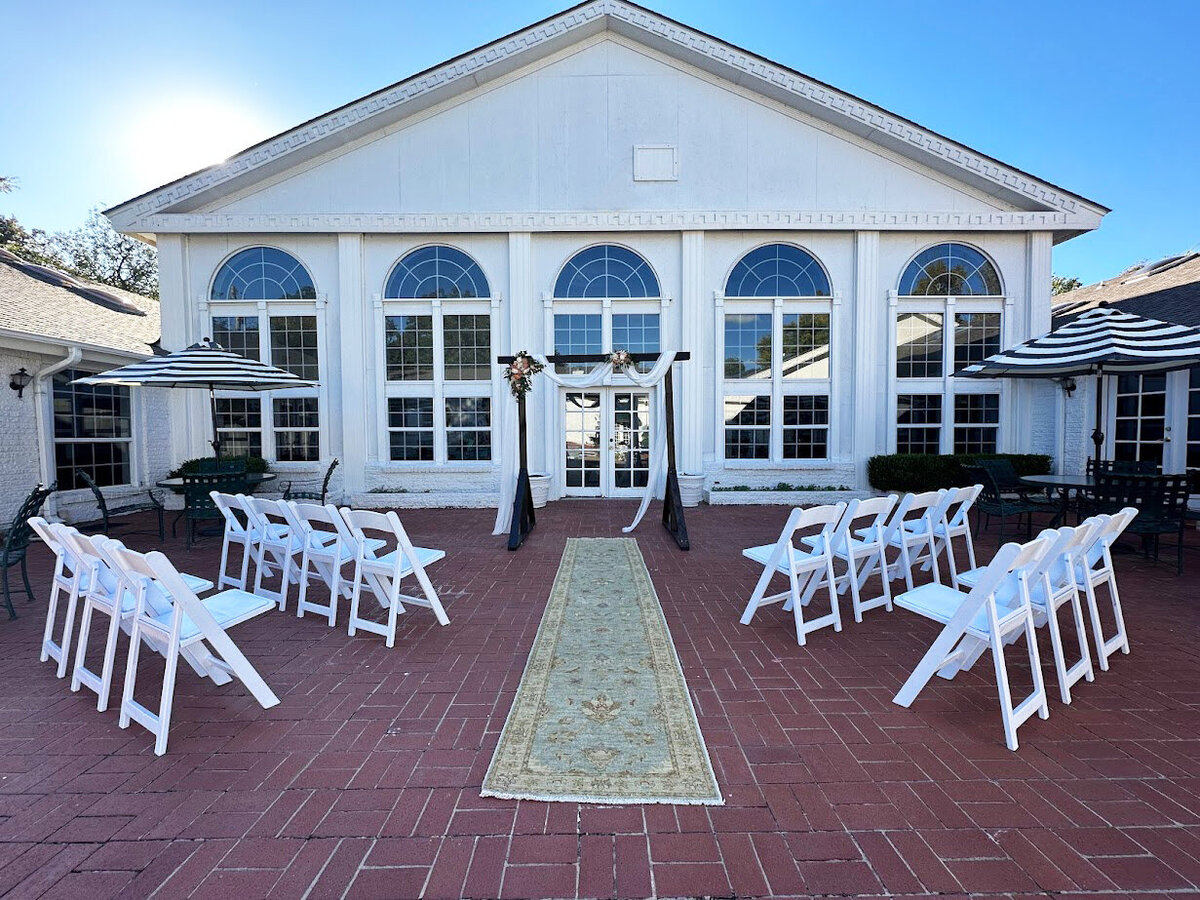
[2,482,53,618]
[804,494,897,623]
[1075,508,1138,670]
[974,458,1055,509]
[181,472,246,548]
[1086,458,1158,476]
[107,543,278,755]
[212,492,258,591]
[243,496,303,610]
[77,471,165,541]
[28,518,82,675]
[970,465,1041,540]
[281,501,386,627]
[902,484,982,589]
[872,489,947,591]
[893,534,1052,751]
[342,507,448,648]
[283,457,340,505]
[1123,474,1189,574]
[739,502,847,645]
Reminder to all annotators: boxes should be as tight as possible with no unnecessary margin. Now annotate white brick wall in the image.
[0,348,45,526]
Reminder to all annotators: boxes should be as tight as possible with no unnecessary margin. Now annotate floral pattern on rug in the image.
[481,537,722,805]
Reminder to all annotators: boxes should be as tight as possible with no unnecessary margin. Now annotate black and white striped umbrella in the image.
[75,338,316,457]
[957,306,1200,379]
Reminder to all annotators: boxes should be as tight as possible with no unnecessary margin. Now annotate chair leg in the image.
[21,557,35,603]
[2,566,16,619]
[156,508,165,541]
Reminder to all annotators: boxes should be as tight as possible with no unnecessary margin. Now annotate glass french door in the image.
[562,389,652,497]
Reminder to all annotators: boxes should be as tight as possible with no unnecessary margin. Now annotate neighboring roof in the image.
[1052,252,1200,327]
[106,0,1107,239]
[0,248,159,357]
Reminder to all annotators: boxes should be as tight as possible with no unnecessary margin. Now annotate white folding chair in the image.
[863,490,946,592]
[341,508,448,648]
[1075,508,1137,671]
[739,502,847,645]
[893,535,1052,751]
[29,518,84,678]
[110,545,279,755]
[212,492,258,591]
[930,484,982,588]
[69,534,214,712]
[280,501,357,625]
[807,494,899,623]
[244,496,302,610]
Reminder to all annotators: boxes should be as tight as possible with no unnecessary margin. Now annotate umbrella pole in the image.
[1091,368,1105,463]
[209,385,222,459]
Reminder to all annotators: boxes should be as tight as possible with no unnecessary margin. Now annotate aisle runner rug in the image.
[482,538,722,805]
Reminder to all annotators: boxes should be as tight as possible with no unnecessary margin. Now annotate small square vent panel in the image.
[633,144,678,182]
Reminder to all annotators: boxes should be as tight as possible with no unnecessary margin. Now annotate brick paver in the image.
[0,501,1197,898]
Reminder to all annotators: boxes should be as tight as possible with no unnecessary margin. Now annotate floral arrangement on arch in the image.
[609,348,634,371]
[503,350,545,398]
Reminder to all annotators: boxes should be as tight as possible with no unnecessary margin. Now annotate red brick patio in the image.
[1,501,1198,899]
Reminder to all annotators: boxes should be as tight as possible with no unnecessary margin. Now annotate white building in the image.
[105,0,1107,507]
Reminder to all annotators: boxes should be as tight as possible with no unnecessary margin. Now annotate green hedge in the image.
[867,453,1052,493]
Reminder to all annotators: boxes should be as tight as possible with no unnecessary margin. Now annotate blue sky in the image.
[2,0,1195,284]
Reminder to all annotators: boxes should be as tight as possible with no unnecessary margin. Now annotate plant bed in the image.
[705,482,871,506]
[353,490,497,509]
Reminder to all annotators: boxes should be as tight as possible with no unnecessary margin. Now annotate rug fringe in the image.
[480,788,724,806]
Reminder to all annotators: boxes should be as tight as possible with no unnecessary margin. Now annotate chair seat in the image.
[803,533,878,554]
[146,589,276,643]
[369,546,446,573]
[895,582,1021,634]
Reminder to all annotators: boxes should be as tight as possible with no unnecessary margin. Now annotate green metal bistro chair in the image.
[968,465,1041,541]
[77,471,165,540]
[2,482,54,618]
[181,472,248,548]
[972,458,1055,510]
[1110,472,1191,575]
[284,458,340,505]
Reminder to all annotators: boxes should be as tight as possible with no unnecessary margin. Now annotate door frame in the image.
[559,386,654,498]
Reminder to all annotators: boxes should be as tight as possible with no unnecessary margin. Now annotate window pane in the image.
[215,397,263,458]
[897,394,942,454]
[782,395,829,459]
[781,313,830,379]
[55,440,131,491]
[724,313,772,379]
[724,395,770,459]
[385,315,434,381]
[442,314,491,381]
[899,243,1002,296]
[725,244,831,297]
[272,397,319,462]
[554,313,602,374]
[897,312,944,378]
[612,312,660,374]
[954,313,1001,372]
[554,245,660,298]
[211,247,316,301]
[953,393,999,455]
[385,246,490,299]
[388,397,434,461]
[446,397,491,461]
[212,316,261,360]
[51,369,133,489]
[269,315,319,380]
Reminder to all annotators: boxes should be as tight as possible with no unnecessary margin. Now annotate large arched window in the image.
[725,243,831,298]
[894,242,1004,457]
[385,245,490,299]
[898,242,1001,296]
[720,244,833,463]
[208,247,320,463]
[382,245,493,465]
[554,244,660,299]
[211,246,316,300]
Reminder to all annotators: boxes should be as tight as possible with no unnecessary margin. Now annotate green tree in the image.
[55,209,159,299]
[1052,274,1082,295]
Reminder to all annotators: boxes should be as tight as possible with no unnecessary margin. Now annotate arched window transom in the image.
[385,245,490,299]
[554,245,660,298]
[211,247,316,300]
[725,244,831,297]
[899,242,1002,296]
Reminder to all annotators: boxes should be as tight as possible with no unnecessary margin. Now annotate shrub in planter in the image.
[167,455,270,479]
[867,453,1052,493]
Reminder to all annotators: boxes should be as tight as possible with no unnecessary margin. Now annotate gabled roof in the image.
[1053,252,1200,328]
[0,249,159,357]
[106,0,1108,237]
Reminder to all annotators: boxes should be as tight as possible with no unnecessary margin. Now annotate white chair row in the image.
[28,518,278,755]
[892,508,1136,750]
[212,494,448,648]
[739,486,983,645]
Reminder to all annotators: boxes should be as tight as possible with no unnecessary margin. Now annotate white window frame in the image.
[376,295,497,469]
[889,292,1007,455]
[715,292,836,466]
[50,366,140,490]
[206,298,328,468]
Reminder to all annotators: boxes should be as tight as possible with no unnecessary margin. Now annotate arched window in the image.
[554,245,660,298]
[725,243,831,297]
[211,247,316,300]
[385,245,490,299]
[899,242,1002,296]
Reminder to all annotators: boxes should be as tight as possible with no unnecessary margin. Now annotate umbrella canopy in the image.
[956,305,1200,461]
[75,338,317,457]
[957,306,1200,379]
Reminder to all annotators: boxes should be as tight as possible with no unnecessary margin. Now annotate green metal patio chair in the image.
[77,471,165,540]
[2,482,54,618]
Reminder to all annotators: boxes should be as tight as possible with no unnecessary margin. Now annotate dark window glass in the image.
[897,313,944,378]
[554,245,660,298]
[612,313,660,373]
[272,397,319,462]
[211,247,316,300]
[385,315,434,381]
[215,397,263,458]
[52,369,133,489]
[897,394,942,454]
[953,393,1000,454]
[782,395,829,459]
[724,313,772,378]
[211,316,261,360]
[269,315,319,380]
[443,314,491,381]
[954,313,1001,372]
[725,243,831,297]
[385,245,490,299]
[445,397,491,461]
[388,397,434,461]
[724,395,771,459]
[899,243,1002,296]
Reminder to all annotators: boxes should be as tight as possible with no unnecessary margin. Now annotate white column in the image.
[337,233,368,497]
[159,234,204,461]
[1017,232,1053,457]
[680,231,704,474]
[507,233,545,475]
[851,231,882,487]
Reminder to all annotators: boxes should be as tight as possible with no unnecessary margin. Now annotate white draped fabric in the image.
[492,351,679,536]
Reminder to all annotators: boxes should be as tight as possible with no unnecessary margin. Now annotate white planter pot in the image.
[677,474,705,507]
[529,474,551,508]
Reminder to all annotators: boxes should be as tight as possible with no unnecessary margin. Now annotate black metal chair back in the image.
[77,470,110,524]
[181,472,247,547]
[284,457,340,504]
[3,482,54,618]
[974,458,1023,493]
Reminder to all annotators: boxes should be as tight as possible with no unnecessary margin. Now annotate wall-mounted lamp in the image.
[8,367,32,399]
[1059,376,1077,398]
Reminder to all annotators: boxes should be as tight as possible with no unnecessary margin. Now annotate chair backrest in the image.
[320,458,340,498]
[877,492,915,545]
[57,525,121,598]
[277,500,339,554]
[77,471,109,516]
[243,496,291,542]
[975,458,1022,490]
[340,507,428,576]
[182,473,232,517]
[992,532,1056,610]
[26,516,63,554]
[943,484,984,529]
[971,466,1007,504]
[847,494,897,542]
[1083,507,1139,567]
[779,502,847,556]
[5,484,54,554]
[211,492,252,535]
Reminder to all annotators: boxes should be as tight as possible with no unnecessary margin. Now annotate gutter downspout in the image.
[32,345,82,519]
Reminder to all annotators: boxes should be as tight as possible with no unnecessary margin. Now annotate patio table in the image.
[155,472,277,489]
[1020,473,1095,527]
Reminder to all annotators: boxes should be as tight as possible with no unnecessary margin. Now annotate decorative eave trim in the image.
[105,0,1107,228]
[133,209,1092,234]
